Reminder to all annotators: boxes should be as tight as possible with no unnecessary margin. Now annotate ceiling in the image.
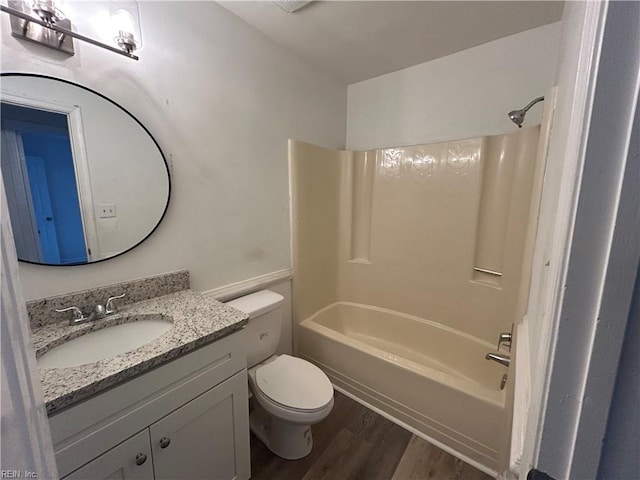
[218,1,564,84]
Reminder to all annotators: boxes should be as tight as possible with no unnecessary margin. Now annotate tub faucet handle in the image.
[497,332,512,349]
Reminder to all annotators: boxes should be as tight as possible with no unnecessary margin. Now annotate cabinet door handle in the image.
[135,453,147,466]
[159,437,171,449]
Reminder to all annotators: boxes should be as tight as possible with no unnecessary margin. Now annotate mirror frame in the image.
[1,72,171,266]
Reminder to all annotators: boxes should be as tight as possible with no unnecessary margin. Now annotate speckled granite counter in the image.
[32,290,248,415]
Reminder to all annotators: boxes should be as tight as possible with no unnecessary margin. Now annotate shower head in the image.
[508,109,527,128]
[508,96,544,128]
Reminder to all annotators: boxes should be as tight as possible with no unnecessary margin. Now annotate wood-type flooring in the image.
[250,391,494,480]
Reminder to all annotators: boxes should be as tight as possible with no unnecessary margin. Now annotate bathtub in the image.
[298,302,507,474]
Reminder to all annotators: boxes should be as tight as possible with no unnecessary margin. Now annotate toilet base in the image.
[250,404,313,460]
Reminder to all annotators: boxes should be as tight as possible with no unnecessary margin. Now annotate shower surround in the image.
[291,127,544,474]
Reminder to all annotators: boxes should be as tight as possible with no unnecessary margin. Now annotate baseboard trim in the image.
[201,269,292,301]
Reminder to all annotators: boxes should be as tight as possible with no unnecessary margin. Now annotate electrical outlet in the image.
[97,204,117,218]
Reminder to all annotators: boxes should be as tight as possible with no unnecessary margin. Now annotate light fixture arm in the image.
[0,4,139,60]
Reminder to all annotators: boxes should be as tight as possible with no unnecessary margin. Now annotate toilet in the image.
[226,290,334,460]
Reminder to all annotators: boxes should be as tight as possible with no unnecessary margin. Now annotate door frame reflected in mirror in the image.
[2,92,100,263]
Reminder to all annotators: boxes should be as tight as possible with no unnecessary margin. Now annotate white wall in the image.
[1,1,347,300]
[346,23,561,150]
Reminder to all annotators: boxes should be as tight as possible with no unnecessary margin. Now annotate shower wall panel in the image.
[292,126,541,344]
[290,141,347,339]
[349,150,375,263]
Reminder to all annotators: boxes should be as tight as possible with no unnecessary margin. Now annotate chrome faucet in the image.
[88,304,107,322]
[54,294,126,325]
[55,306,89,325]
[89,294,126,320]
[105,294,126,314]
[485,352,511,367]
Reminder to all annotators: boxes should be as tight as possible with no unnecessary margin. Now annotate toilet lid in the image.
[256,355,333,411]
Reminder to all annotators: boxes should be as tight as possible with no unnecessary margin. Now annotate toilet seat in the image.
[255,355,333,412]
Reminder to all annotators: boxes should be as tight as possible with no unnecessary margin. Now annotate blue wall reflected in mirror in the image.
[2,102,88,264]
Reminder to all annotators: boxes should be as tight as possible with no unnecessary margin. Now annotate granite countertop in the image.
[32,289,248,415]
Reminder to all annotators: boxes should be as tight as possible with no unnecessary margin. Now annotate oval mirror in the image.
[0,74,170,266]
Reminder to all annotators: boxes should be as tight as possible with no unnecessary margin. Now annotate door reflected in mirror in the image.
[0,74,170,266]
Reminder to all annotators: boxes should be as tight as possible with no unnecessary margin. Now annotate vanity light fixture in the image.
[112,8,137,54]
[0,0,139,60]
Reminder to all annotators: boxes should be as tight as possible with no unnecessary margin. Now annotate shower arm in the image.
[520,96,545,115]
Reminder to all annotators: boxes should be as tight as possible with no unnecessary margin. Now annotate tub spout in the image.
[485,352,511,367]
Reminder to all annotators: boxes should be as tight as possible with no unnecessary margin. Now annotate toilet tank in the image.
[225,290,284,368]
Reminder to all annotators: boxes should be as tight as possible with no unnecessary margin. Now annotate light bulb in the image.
[32,0,59,25]
[112,8,136,53]
[112,9,134,35]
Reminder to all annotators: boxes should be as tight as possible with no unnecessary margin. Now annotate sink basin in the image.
[37,315,173,369]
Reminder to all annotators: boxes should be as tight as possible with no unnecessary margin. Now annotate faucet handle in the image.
[105,294,126,314]
[497,332,512,348]
[497,324,514,351]
[54,306,86,324]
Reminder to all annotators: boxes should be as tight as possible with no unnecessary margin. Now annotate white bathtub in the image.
[298,302,507,474]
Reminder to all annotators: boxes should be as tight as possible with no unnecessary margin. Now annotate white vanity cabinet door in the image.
[150,370,250,480]
[63,430,153,480]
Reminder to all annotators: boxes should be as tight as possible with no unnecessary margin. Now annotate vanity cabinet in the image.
[151,372,246,480]
[63,430,153,480]
[49,331,251,480]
